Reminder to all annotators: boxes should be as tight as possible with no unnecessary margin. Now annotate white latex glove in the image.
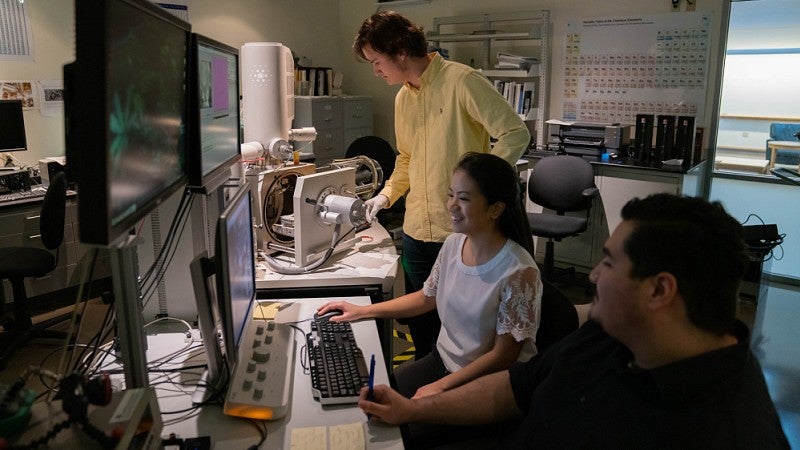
[364,194,389,223]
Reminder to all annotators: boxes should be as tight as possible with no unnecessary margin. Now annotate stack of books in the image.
[495,52,538,70]
[492,80,536,118]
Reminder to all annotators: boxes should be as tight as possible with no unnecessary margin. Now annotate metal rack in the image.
[427,11,550,147]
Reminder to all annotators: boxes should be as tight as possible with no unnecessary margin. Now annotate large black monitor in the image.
[65,0,190,246]
[186,33,241,194]
[0,100,27,153]
[214,184,257,368]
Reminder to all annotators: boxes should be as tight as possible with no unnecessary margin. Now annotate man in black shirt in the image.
[361,194,789,449]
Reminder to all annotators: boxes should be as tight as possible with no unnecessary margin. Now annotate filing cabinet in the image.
[293,96,373,166]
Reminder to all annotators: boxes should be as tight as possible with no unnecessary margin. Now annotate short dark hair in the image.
[455,152,535,258]
[353,11,428,61]
[620,194,748,335]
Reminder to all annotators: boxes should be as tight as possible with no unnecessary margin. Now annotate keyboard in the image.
[223,319,295,420]
[0,187,46,204]
[306,314,370,405]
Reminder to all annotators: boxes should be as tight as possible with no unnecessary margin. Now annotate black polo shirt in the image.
[503,320,789,449]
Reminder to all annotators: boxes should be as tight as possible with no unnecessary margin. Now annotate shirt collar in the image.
[404,52,443,93]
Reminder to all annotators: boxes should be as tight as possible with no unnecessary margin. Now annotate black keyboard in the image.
[0,187,46,204]
[306,314,369,405]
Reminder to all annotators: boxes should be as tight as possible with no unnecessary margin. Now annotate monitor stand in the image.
[110,235,150,389]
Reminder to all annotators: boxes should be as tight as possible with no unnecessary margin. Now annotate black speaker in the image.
[634,114,654,162]
[675,115,696,169]
[655,115,675,161]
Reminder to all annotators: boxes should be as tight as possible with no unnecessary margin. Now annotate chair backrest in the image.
[528,155,596,213]
[345,136,396,187]
[535,278,579,353]
[39,171,67,251]
[769,123,800,141]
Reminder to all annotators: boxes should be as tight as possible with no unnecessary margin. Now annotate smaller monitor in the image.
[214,184,257,368]
[189,250,226,403]
[0,100,27,153]
[186,33,241,194]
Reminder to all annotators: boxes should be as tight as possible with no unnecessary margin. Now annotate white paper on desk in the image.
[330,422,365,450]
[291,426,326,449]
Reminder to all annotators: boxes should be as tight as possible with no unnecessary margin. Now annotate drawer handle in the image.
[324,117,333,122]
[27,214,41,220]
[30,234,42,239]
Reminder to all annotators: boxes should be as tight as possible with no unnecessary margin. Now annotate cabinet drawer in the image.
[0,204,40,237]
[344,127,374,151]
[312,130,344,165]
[295,97,342,130]
[343,100,373,128]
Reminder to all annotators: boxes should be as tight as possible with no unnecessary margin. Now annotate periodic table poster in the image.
[562,12,711,124]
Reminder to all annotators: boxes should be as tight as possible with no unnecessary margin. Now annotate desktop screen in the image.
[67,0,190,246]
[187,33,241,193]
[0,100,27,153]
[215,184,256,367]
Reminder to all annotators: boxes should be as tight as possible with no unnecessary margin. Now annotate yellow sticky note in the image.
[252,301,282,320]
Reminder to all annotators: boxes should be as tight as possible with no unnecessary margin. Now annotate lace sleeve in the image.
[421,251,443,297]
[497,266,542,342]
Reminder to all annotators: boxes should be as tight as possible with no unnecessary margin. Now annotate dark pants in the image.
[401,233,443,360]
[393,349,515,450]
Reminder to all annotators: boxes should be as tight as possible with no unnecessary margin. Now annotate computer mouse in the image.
[314,309,343,321]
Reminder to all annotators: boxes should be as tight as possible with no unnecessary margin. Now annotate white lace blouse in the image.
[423,233,542,373]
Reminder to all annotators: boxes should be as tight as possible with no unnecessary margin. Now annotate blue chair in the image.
[766,123,800,165]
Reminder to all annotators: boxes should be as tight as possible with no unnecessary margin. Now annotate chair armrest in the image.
[582,187,599,199]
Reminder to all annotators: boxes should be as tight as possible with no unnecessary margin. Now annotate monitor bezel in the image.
[186,33,242,194]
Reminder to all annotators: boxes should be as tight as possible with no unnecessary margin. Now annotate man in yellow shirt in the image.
[355,11,530,360]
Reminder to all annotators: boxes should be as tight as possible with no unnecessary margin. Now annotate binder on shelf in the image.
[295,66,334,96]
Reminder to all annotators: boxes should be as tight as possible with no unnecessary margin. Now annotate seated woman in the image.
[317,152,542,401]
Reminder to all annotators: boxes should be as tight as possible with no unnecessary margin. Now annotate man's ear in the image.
[647,272,679,310]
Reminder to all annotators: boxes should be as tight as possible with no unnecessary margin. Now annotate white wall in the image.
[0,0,343,169]
[337,0,725,149]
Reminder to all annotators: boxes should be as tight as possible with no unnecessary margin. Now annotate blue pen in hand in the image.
[366,354,376,419]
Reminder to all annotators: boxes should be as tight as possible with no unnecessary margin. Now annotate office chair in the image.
[535,278,579,353]
[526,155,598,281]
[0,172,71,368]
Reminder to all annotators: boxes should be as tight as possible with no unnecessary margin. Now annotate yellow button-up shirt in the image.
[381,52,530,243]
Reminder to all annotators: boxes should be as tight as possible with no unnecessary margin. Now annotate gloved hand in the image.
[364,194,389,223]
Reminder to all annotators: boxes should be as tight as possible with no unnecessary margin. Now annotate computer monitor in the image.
[187,33,241,194]
[214,184,257,368]
[0,100,27,153]
[65,0,190,247]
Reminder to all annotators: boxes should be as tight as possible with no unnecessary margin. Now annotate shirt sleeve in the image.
[460,71,530,165]
[497,266,542,343]
[380,91,411,207]
[421,245,444,298]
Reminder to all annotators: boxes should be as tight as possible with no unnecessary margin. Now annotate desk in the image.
[14,298,404,449]
[767,140,800,168]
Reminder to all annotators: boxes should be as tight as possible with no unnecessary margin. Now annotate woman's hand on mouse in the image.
[317,302,369,322]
